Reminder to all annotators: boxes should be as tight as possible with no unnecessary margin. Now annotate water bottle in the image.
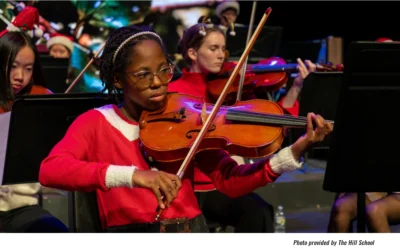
[274,205,286,233]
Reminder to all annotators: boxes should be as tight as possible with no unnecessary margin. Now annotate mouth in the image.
[12,84,23,91]
[149,93,166,102]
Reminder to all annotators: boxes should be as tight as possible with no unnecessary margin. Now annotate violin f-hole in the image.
[186,125,216,139]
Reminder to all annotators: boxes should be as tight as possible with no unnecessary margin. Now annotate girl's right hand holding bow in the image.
[132,170,182,209]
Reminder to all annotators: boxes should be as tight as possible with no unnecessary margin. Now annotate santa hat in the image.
[46,33,74,52]
[376,37,393,43]
[216,0,240,18]
[0,6,43,38]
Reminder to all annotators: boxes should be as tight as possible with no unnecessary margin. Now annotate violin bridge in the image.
[201,102,207,124]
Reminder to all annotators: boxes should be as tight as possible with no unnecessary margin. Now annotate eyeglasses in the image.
[125,64,174,89]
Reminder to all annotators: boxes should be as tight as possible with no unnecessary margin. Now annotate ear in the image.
[187,48,197,62]
[113,75,123,89]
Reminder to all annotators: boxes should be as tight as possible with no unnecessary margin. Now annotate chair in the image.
[68,191,102,232]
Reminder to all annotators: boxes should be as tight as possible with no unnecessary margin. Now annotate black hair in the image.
[99,25,168,94]
[0,31,46,111]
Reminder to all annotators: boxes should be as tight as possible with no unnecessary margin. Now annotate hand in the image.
[291,112,334,160]
[132,170,182,209]
[293,58,317,88]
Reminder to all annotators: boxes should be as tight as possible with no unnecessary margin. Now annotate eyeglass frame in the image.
[124,64,175,87]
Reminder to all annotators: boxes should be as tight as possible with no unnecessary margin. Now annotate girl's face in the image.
[10,46,35,94]
[49,44,70,59]
[116,39,171,111]
[189,31,226,74]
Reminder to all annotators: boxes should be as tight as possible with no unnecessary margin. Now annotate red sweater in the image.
[39,104,301,229]
[0,85,52,113]
[168,69,299,191]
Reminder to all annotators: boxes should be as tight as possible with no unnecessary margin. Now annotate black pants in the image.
[197,190,275,232]
[0,205,69,232]
[106,214,209,233]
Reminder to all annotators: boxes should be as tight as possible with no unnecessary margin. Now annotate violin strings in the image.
[226,111,307,127]
[202,104,334,125]
[206,104,308,121]
[227,109,308,124]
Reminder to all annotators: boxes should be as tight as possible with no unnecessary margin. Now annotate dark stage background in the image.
[236,1,398,50]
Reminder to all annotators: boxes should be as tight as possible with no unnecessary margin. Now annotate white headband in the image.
[112,31,163,65]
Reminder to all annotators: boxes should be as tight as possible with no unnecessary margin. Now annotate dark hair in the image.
[0,31,46,111]
[99,25,168,94]
[178,19,226,66]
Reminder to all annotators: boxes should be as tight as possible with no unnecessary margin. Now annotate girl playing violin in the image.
[39,24,333,232]
[0,14,69,231]
[168,21,317,232]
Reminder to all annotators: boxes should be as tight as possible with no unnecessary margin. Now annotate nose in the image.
[15,68,24,81]
[217,49,225,61]
[149,73,162,88]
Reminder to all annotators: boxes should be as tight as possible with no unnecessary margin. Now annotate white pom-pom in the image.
[34,28,43,38]
[6,23,20,32]
[229,31,236,36]
[33,24,43,38]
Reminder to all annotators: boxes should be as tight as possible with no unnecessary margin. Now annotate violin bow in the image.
[155,7,273,221]
[236,0,258,101]
[64,42,106,93]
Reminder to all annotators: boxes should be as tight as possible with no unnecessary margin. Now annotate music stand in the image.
[292,71,343,149]
[1,93,120,185]
[324,41,400,232]
[227,25,283,63]
[279,40,324,64]
[39,55,70,93]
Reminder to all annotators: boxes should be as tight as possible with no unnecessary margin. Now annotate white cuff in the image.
[105,165,137,188]
[269,146,303,174]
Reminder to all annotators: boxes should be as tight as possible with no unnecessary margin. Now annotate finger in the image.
[297,58,306,69]
[306,112,315,137]
[160,174,178,200]
[157,177,174,207]
[314,115,326,129]
[313,115,328,139]
[150,184,165,209]
[166,173,182,190]
[305,60,317,72]
[326,121,334,132]
[299,65,308,79]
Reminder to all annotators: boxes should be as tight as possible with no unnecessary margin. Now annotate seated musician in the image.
[0,7,68,232]
[168,21,316,232]
[328,192,400,233]
[46,33,74,59]
[39,24,333,233]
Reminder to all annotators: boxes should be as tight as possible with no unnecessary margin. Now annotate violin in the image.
[207,57,344,104]
[207,57,300,104]
[139,93,328,163]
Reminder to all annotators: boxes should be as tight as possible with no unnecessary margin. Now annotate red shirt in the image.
[0,85,52,113]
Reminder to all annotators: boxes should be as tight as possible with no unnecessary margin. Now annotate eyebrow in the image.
[135,62,169,72]
[13,60,34,66]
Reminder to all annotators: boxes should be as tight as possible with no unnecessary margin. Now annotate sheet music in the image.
[0,111,11,185]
